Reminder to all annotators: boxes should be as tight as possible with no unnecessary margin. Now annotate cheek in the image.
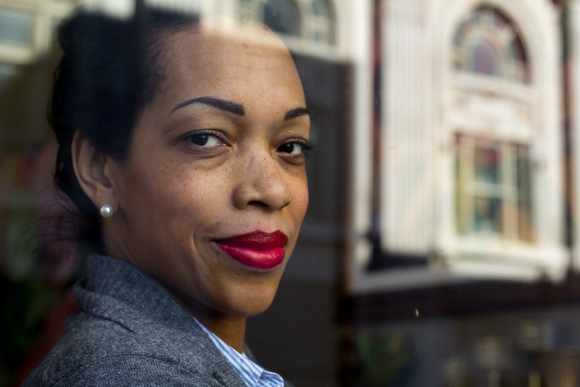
[290,174,309,224]
[123,160,233,227]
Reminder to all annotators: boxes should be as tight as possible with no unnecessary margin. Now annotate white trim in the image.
[569,0,580,271]
[82,0,134,18]
[351,255,567,294]
[0,43,35,63]
[345,0,373,291]
[452,73,534,102]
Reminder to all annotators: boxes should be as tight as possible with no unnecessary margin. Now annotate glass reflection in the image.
[471,41,499,76]
[0,8,33,46]
[0,1,573,386]
[263,0,301,36]
[453,6,529,83]
[474,144,500,184]
[473,197,502,234]
[311,0,331,18]
[516,147,534,241]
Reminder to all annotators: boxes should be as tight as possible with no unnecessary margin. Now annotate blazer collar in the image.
[73,254,246,387]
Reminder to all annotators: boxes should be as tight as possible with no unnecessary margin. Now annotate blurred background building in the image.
[3,0,580,386]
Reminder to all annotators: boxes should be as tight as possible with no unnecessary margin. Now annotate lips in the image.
[214,230,288,270]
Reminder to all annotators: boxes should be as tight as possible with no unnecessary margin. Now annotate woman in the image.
[24,6,310,386]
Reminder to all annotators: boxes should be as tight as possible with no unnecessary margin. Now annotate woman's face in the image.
[105,27,309,319]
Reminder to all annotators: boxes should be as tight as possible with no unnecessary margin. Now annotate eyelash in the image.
[277,139,314,156]
[183,129,227,148]
[182,129,313,156]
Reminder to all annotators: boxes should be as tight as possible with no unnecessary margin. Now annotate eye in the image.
[277,140,312,156]
[184,130,226,148]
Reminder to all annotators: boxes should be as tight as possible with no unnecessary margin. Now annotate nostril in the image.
[247,200,267,207]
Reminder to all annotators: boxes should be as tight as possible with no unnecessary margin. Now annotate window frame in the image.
[235,0,337,46]
[453,6,530,84]
[0,0,75,64]
[455,134,533,243]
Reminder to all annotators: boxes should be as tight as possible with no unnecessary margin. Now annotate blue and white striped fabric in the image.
[192,317,284,387]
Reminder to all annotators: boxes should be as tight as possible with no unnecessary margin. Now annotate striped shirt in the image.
[192,317,284,387]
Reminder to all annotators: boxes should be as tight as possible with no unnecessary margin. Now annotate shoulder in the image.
[23,258,246,387]
[23,313,219,387]
[25,354,220,387]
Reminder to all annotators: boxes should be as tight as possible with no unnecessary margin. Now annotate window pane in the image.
[455,141,469,235]
[0,8,34,46]
[470,41,499,76]
[508,38,526,62]
[473,197,502,235]
[311,0,331,18]
[457,137,532,241]
[516,147,534,241]
[263,0,301,36]
[506,37,529,83]
[474,145,500,184]
[454,6,529,83]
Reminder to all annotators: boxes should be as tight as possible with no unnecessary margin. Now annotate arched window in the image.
[453,6,529,83]
[237,0,335,44]
[263,0,301,36]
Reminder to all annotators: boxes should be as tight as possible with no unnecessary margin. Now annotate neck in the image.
[196,313,247,353]
[169,290,247,353]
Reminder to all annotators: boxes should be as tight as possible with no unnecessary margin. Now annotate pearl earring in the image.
[100,205,113,218]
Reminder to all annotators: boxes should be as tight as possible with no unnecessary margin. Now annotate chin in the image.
[236,304,275,318]
[224,286,280,318]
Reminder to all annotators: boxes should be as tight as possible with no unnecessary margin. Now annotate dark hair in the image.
[50,7,199,252]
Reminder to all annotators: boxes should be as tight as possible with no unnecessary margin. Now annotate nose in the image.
[232,151,292,211]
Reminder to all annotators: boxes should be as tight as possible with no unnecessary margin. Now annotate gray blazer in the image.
[24,255,288,386]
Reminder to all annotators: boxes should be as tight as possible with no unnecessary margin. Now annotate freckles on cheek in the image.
[132,150,234,214]
[176,172,232,214]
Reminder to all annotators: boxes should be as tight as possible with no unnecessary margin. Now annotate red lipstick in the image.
[214,230,288,270]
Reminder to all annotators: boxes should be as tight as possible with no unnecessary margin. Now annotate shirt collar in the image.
[191,317,284,387]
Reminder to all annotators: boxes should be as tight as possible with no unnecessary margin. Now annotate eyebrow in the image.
[172,96,308,121]
[172,97,245,116]
[284,107,309,121]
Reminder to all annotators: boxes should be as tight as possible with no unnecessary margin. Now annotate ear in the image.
[71,130,118,213]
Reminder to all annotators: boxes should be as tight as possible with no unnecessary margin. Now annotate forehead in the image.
[158,27,304,106]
